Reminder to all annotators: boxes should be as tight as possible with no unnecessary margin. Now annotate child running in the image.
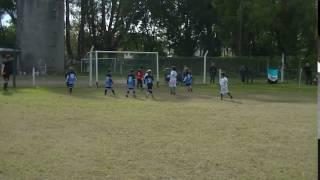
[144,69,154,98]
[65,67,77,95]
[183,68,193,92]
[169,66,178,95]
[126,70,136,98]
[104,70,115,96]
[219,72,233,100]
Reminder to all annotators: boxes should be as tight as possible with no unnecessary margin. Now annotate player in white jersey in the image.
[219,72,233,100]
[169,66,178,95]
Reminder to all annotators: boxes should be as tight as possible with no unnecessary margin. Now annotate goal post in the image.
[88,50,159,87]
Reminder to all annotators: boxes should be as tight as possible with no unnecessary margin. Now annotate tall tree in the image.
[65,0,74,59]
[88,0,97,48]
[77,0,87,60]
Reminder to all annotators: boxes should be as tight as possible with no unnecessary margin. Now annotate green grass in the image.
[0,83,317,179]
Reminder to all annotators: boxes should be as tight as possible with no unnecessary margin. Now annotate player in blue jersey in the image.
[183,68,193,92]
[144,69,154,98]
[126,70,136,98]
[104,70,115,96]
[65,67,77,95]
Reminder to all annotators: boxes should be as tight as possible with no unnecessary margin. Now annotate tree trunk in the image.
[66,0,73,59]
[88,0,97,49]
[77,0,86,60]
[101,0,106,35]
[238,0,242,56]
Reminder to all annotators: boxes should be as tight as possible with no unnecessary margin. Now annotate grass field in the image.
[0,82,317,179]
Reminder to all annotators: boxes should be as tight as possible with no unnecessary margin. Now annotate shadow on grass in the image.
[235,92,316,104]
[221,98,243,104]
[33,84,316,105]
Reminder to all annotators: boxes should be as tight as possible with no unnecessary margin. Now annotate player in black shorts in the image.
[144,69,154,98]
[1,54,12,91]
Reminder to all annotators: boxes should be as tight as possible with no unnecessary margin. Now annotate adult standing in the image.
[239,65,249,83]
[303,63,312,85]
[209,62,217,84]
[169,66,178,95]
[1,54,13,91]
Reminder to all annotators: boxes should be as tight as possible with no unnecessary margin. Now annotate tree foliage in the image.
[0,0,316,60]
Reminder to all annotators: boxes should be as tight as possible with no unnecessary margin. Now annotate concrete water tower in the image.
[16,0,64,73]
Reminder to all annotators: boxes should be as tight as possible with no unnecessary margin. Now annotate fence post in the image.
[95,51,99,88]
[32,66,36,87]
[281,53,285,83]
[299,68,303,88]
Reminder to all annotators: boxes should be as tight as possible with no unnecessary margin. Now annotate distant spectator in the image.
[1,54,13,91]
[239,65,249,83]
[303,63,312,85]
[209,62,217,84]
[247,68,254,83]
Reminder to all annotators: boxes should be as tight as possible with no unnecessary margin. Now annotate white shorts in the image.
[169,79,177,88]
[220,87,229,95]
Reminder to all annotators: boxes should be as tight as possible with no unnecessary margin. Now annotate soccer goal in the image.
[85,50,159,87]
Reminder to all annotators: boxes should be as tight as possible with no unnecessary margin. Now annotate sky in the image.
[1,14,11,26]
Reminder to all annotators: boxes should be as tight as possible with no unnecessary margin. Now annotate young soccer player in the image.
[183,68,193,92]
[104,70,115,96]
[169,66,178,95]
[1,54,12,91]
[219,72,233,100]
[126,70,136,98]
[65,67,77,95]
[144,69,154,98]
[136,66,144,90]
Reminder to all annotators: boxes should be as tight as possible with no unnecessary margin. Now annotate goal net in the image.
[82,50,159,87]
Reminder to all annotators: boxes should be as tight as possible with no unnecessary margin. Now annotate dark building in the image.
[16,0,64,73]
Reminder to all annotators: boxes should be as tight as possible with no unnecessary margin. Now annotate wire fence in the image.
[6,55,318,88]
